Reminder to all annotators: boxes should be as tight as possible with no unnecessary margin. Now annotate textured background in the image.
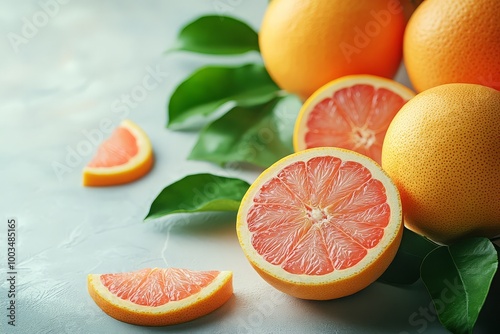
[0,1,497,333]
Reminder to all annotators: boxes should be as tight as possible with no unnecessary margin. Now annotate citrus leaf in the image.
[167,15,259,55]
[167,63,280,130]
[378,228,439,285]
[420,237,498,334]
[145,173,250,220]
[188,94,301,168]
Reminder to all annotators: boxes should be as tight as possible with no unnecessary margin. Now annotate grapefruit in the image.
[382,83,500,244]
[293,75,415,164]
[83,119,154,186]
[237,147,403,300]
[87,267,233,326]
[259,0,406,100]
[404,0,500,92]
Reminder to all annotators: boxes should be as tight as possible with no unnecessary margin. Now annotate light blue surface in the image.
[0,1,497,333]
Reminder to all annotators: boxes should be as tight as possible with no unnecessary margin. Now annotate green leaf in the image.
[145,173,250,220]
[420,237,498,334]
[188,94,301,168]
[168,15,259,55]
[378,228,439,285]
[167,63,280,130]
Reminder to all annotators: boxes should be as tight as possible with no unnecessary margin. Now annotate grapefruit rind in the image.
[87,269,233,326]
[381,83,500,244]
[237,147,403,300]
[83,119,154,186]
[293,75,415,154]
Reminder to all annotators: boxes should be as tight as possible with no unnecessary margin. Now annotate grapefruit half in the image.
[293,75,415,164]
[237,147,403,300]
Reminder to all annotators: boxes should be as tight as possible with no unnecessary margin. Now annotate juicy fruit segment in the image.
[87,267,233,326]
[83,119,153,186]
[249,159,388,275]
[301,85,404,163]
[87,127,139,168]
[100,268,218,306]
[294,75,415,164]
[382,83,500,244]
[237,147,402,300]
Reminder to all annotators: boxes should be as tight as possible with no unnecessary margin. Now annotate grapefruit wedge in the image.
[83,119,153,186]
[293,75,415,164]
[87,267,233,326]
[237,147,403,300]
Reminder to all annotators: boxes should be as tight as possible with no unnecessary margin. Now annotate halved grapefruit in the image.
[83,119,153,186]
[293,75,415,164]
[87,267,233,326]
[237,147,402,300]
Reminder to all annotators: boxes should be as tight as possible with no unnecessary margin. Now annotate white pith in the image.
[237,147,402,285]
[83,119,152,174]
[88,270,232,314]
[294,75,415,151]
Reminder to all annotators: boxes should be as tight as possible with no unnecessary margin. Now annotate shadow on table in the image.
[140,293,239,333]
[298,281,444,333]
[300,271,500,334]
[476,265,500,333]
[150,211,237,235]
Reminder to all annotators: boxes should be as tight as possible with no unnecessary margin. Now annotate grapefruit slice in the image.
[83,119,153,186]
[87,267,233,326]
[237,147,402,300]
[293,75,415,164]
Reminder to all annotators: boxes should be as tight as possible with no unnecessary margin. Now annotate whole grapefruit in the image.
[382,83,500,244]
[404,0,500,92]
[259,0,406,100]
